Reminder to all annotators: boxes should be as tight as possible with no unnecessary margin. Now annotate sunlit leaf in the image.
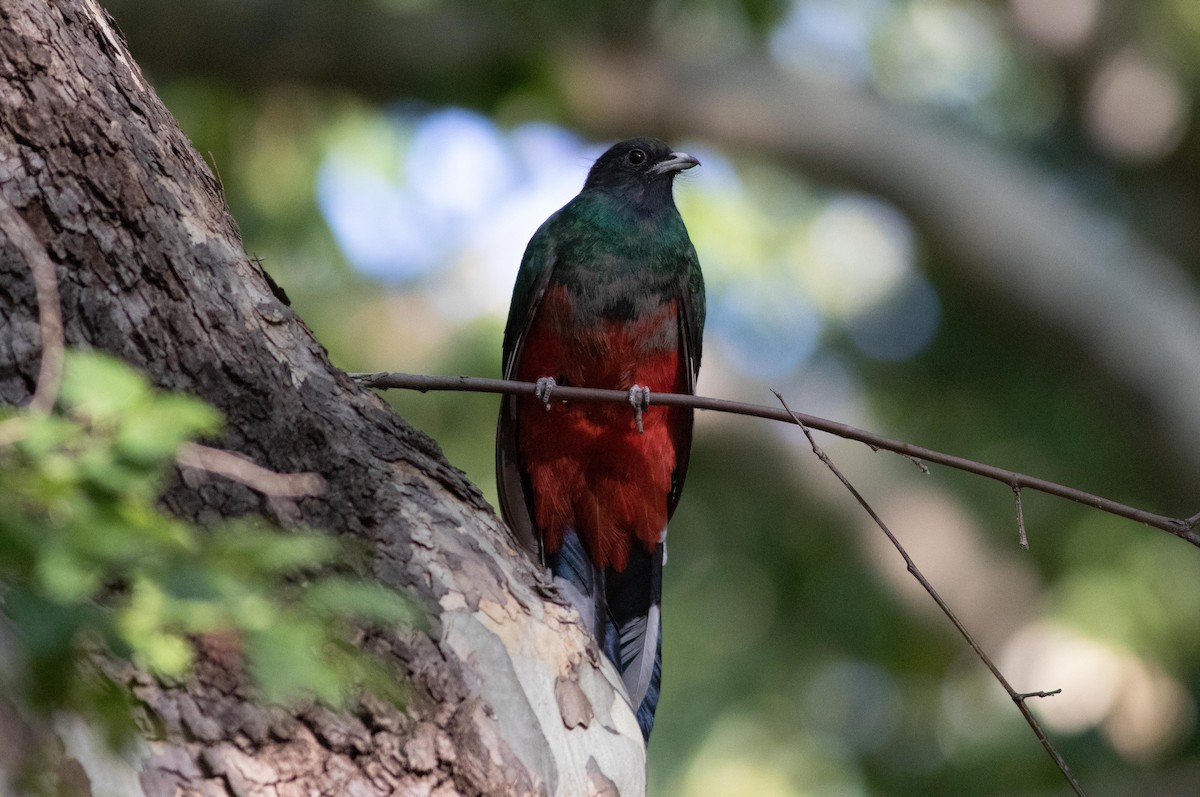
[137,630,194,676]
[1,349,415,744]
[302,577,421,627]
[36,545,103,603]
[59,352,151,423]
[206,526,340,573]
[116,394,221,465]
[247,619,341,704]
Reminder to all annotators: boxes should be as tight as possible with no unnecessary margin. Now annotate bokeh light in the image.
[1000,621,1196,760]
[1086,48,1189,162]
[873,0,1007,109]
[770,0,885,82]
[1009,0,1099,54]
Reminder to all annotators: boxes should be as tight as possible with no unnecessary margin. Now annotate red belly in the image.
[515,284,687,571]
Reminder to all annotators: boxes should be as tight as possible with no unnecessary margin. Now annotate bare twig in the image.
[1017,689,1063,700]
[1014,486,1029,550]
[0,197,64,414]
[352,372,1200,546]
[177,442,325,497]
[771,390,1087,797]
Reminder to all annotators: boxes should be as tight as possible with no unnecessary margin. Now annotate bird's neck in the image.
[571,189,687,251]
[583,181,679,219]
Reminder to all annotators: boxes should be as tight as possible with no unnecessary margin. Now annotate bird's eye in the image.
[627,149,646,165]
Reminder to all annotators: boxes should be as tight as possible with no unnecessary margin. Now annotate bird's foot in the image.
[628,385,651,433]
[534,377,557,410]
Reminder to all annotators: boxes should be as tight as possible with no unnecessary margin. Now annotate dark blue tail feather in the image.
[547,530,664,740]
[635,627,662,739]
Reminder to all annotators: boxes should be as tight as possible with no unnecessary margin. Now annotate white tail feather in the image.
[620,604,660,707]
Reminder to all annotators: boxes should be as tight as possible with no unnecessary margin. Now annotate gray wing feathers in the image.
[495,229,559,556]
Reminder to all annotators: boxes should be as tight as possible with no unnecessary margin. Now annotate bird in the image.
[495,137,705,740]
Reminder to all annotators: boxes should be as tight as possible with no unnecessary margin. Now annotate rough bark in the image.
[0,2,644,795]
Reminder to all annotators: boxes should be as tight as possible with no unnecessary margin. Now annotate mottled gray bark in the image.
[0,1,643,794]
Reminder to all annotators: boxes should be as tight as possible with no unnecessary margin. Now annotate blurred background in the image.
[103,0,1200,793]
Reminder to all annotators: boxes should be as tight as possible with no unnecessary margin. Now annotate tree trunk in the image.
[0,2,643,795]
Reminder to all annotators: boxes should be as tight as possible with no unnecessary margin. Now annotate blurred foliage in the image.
[89,0,1200,793]
[0,352,416,745]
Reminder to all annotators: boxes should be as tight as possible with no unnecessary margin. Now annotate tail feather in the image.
[548,529,615,663]
[610,541,663,740]
[634,631,662,739]
[614,539,662,707]
[548,530,665,740]
[617,608,656,703]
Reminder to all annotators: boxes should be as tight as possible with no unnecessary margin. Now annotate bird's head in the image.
[582,137,700,200]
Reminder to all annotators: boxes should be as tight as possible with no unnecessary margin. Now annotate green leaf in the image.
[3,589,106,661]
[78,445,144,495]
[0,349,413,740]
[247,618,342,704]
[11,413,75,458]
[206,526,340,574]
[302,578,421,627]
[136,630,194,677]
[59,352,151,423]
[116,394,221,465]
[36,545,103,602]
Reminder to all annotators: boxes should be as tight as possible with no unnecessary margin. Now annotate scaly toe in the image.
[627,385,651,433]
[535,376,557,410]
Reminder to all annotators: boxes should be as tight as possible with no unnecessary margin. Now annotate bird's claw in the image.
[628,385,651,433]
[534,377,557,410]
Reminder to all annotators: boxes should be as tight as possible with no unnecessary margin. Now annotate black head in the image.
[582,137,700,196]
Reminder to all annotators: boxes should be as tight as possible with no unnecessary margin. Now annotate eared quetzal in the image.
[495,138,705,740]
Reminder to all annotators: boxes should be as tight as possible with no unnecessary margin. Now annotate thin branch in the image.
[352,372,1200,546]
[1017,689,1063,700]
[1014,486,1029,550]
[772,390,1087,797]
[0,196,64,414]
[908,456,931,475]
[177,442,326,497]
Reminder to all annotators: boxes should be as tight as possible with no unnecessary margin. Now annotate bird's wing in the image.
[666,248,706,516]
[500,219,558,380]
[495,217,560,556]
[682,248,706,384]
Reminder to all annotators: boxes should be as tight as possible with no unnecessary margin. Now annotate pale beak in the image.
[651,151,700,175]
